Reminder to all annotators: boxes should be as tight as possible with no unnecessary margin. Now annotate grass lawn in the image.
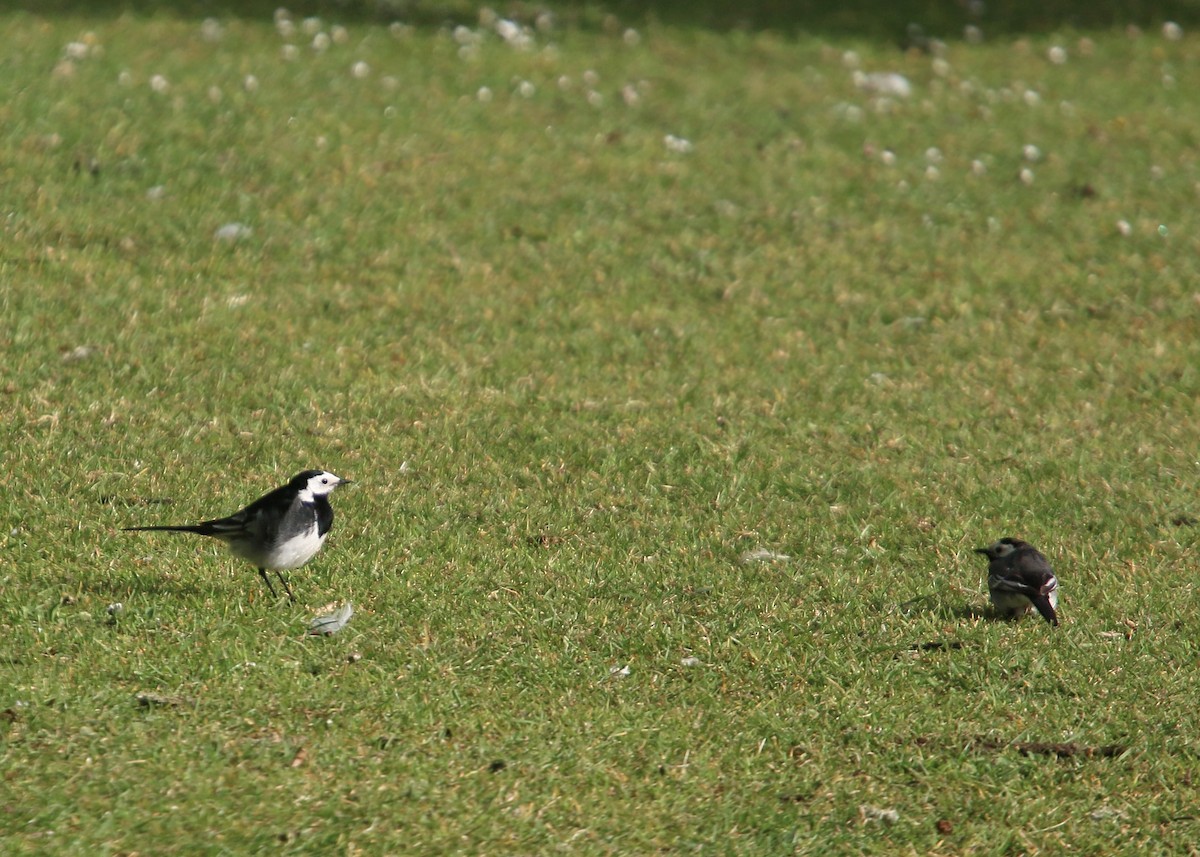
[3,2,1200,853]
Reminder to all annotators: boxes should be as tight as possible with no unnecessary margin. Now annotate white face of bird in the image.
[307,471,346,496]
[975,538,1021,560]
[988,539,1018,557]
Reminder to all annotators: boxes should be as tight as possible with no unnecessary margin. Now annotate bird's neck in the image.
[310,495,334,536]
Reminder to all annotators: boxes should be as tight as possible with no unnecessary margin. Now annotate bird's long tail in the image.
[1030,594,1059,627]
[123,524,210,534]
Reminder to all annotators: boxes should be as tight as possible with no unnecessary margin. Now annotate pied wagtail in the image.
[124,470,350,602]
[974,538,1059,626]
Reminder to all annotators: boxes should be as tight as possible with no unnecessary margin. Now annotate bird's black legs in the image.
[258,568,295,603]
[275,571,295,603]
[259,568,279,599]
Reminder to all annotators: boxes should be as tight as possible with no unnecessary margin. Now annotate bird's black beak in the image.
[973,547,990,555]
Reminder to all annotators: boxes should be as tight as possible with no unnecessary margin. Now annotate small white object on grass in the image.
[62,345,97,362]
[214,222,252,241]
[740,548,791,564]
[680,657,702,667]
[860,805,899,824]
[663,134,693,153]
[608,664,631,678]
[308,602,353,636]
[854,71,912,98]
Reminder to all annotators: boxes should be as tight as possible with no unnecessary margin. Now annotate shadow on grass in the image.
[898,594,990,622]
[5,0,1199,37]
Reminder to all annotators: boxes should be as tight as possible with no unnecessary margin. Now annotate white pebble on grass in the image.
[1023,144,1041,162]
[312,31,330,52]
[243,74,259,93]
[740,548,791,564]
[1163,21,1183,41]
[853,71,912,98]
[477,86,493,102]
[201,18,223,42]
[214,222,252,241]
[352,61,369,79]
[664,134,693,153]
[149,74,169,93]
[1047,45,1067,64]
[1019,167,1035,185]
[62,345,97,362]
[861,806,900,824]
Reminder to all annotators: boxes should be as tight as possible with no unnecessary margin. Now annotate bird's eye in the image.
[321,478,329,484]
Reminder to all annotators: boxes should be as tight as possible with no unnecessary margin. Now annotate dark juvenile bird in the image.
[124,470,350,602]
[974,538,1059,626]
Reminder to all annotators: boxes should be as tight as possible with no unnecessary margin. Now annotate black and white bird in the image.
[974,538,1059,626]
[124,470,350,602]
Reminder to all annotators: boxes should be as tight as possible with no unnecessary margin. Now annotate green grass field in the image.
[3,3,1200,853]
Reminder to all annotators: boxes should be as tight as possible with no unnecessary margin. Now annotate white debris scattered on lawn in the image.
[853,71,912,98]
[680,657,702,667]
[308,602,353,636]
[664,134,693,154]
[62,345,97,362]
[740,548,791,564]
[214,222,253,242]
[608,664,631,678]
[860,805,900,824]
